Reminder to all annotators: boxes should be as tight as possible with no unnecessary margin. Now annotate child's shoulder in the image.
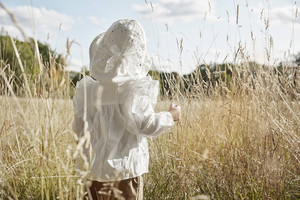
[75,76,98,90]
[124,76,157,94]
[120,76,159,105]
[73,76,98,115]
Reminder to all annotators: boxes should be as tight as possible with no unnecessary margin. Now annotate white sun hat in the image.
[89,19,151,84]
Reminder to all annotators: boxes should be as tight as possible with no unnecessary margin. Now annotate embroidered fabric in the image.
[72,19,174,181]
[89,19,150,85]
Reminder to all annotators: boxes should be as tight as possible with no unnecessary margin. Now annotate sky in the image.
[0,0,299,74]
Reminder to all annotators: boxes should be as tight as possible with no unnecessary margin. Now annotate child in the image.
[72,19,181,200]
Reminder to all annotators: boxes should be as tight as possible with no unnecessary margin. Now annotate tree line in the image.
[1,35,299,99]
[0,34,68,96]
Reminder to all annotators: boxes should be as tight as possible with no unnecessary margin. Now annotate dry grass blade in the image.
[0,1,299,200]
[9,36,32,97]
[0,2,29,42]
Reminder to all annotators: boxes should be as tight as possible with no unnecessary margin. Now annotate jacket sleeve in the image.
[122,95,174,138]
[136,96,174,137]
[72,76,96,137]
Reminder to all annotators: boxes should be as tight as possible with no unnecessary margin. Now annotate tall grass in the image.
[0,1,300,200]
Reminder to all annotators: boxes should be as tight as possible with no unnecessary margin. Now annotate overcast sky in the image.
[1,0,299,74]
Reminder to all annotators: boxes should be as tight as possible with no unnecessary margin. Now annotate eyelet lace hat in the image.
[89,19,150,84]
[74,19,157,107]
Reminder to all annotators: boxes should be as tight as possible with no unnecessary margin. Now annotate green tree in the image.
[0,35,66,95]
[0,35,35,91]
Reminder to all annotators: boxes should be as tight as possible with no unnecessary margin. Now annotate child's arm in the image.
[125,96,181,138]
[72,115,84,136]
[168,103,181,121]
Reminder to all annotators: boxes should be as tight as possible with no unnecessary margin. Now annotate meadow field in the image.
[0,79,299,199]
[0,1,300,199]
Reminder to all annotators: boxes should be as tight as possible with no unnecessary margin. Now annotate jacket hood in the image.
[89,19,150,84]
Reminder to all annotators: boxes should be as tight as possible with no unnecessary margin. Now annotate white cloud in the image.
[150,54,182,73]
[0,5,75,39]
[251,3,300,27]
[269,5,300,27]
[65,58,83,72]
[132,0,218,24]
[0,24,27,38]
[87,16,106,27]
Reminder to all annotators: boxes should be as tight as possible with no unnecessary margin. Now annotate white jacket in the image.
[72,19,174,181]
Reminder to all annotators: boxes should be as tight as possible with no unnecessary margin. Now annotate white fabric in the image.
[89,19,150,84]
[72,19,174,181]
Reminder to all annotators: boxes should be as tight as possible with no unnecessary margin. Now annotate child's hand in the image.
[168,103,181,121]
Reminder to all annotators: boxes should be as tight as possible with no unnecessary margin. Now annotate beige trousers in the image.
[85,176,143,200]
